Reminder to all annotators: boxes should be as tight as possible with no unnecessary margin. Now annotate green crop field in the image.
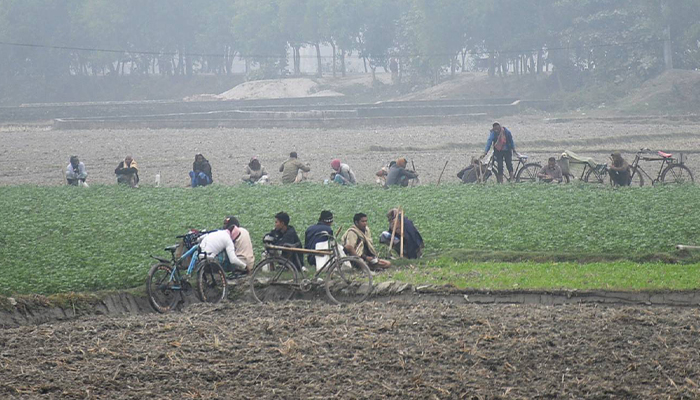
[0,184,698,295]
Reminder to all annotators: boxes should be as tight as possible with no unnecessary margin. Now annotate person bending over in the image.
[385,158,418,187]
[198,217,247,275]
[224,216,255,273]
[330,159,356,185]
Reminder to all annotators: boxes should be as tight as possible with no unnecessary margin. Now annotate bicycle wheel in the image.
[147,263,179,313]
[250,257,299,303]
[661,164,694,184]
[584,167,609,185]
[629,167,644,187]
[515,163,541,183]
[325,256,373,305]
[196,259,227,304]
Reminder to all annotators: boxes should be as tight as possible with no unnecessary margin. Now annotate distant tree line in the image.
[0,0,698,86]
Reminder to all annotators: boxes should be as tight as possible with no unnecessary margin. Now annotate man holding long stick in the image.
[380,208,424,259]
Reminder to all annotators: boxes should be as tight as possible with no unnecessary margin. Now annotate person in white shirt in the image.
[198,218,247,274]
[225,216,255,273]
[66,156,88,186]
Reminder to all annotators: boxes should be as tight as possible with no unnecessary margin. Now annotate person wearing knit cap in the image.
[242,156,269,184]
[330,158,357,185]
[385,157,418,187]
[304,210,335,266]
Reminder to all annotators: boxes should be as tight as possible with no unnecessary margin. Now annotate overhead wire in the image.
[0,38,666,60]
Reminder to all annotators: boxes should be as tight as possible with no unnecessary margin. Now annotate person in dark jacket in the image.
[115,155,139,188]
[379,208,424,259]
[263,212,303,270]
[385,158,418,187]
[304,210,334,266]
[608,152,631,186]
[190,154,213,187]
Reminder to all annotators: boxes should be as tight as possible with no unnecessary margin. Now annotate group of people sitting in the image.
[67,121,636,188]
[195,209,424,278]
[64,151,369,188]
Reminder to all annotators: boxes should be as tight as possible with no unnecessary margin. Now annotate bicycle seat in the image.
[658,151,673,158]
[165,245,178,253]
[518,154,528,161]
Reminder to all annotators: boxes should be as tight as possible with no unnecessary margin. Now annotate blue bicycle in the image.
[147,234,228,313]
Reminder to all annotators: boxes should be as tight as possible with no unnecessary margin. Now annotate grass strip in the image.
[382,258,700,291]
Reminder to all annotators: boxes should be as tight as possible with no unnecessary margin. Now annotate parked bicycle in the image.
[558,150,607,184]
[478,152,542,183]
[249,232,373,305]
[627,148,694,186]
[146,231,227,313]
[567,149,694,186]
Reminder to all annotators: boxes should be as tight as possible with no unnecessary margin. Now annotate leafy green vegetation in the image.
[0,184,698,295]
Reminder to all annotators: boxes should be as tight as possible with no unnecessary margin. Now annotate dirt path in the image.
[1,300,699,399]
[1,118,699,186]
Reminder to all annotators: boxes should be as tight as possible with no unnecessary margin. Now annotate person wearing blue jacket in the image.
[482,122,516,183]
[304,210,334,266]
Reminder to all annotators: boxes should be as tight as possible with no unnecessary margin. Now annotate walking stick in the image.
[399,208,404,258]
[437,160,449,186]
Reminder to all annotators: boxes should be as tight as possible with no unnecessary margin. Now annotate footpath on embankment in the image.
[2,283,699,329]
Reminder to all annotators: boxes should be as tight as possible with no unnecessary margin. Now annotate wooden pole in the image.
[437,160,449,186]
[399,208,404,258]
[677,245,700,251]
[389,208,399,255]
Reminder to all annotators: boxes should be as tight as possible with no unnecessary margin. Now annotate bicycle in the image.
[627,148,695,186]
[478,152,542,183]
[557,151,640,186]
[249,232,373,305]
[146,233,228,313]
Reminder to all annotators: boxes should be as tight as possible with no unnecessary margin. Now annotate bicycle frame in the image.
[168,244,201,290]
[484,153,526,181]
[264,237,339,283]
[629,152,677,185]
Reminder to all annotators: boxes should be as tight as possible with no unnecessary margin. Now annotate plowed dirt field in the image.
[2,300,700,399]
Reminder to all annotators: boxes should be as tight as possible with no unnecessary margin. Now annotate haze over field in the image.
[0,0,698,110]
